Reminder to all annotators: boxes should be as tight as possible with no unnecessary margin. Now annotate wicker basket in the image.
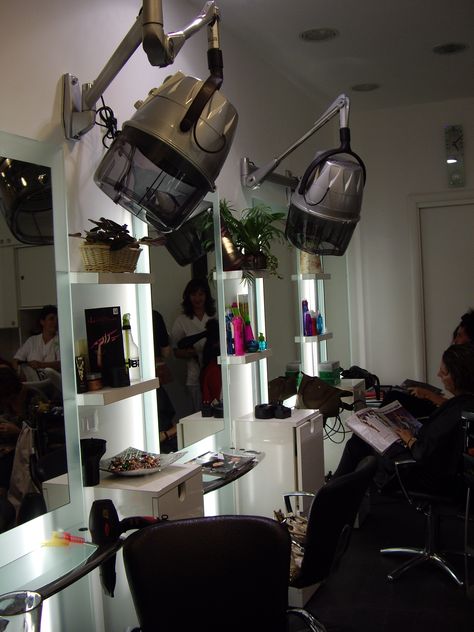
[80,243,142,273]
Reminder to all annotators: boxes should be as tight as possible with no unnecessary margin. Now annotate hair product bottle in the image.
[122,313,140,381]
[232,314,245,356]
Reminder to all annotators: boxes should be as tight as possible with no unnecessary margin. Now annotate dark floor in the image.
[290,492,474,632]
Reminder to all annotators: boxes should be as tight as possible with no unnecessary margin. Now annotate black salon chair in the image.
[123,514,321,632]
[283,456,377,596]
[380,409,474,586]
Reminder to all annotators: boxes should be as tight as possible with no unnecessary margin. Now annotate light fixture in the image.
[62,1,238,233]
[241,94,366,256]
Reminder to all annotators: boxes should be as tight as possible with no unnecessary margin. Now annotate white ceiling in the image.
[187,0,474,110]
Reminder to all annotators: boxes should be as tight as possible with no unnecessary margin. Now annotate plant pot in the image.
[80,243,142,273]
[242,252,268,270]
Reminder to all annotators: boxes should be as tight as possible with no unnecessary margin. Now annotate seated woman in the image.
[380,309,474,418]
[334,343,474,494]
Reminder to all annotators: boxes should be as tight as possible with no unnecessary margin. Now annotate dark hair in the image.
[442,343,474,394]
[181,278,216,318]
[456,309,474,342]
[40,304,57,321]
[0,366,22,401]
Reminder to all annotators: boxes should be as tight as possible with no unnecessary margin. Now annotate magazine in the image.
[193,450,257,478]
[345,400,423,455]
[399,379,442,394]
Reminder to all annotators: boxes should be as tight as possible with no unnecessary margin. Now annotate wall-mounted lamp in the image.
[241,94,366,255]
[62,1,238,233]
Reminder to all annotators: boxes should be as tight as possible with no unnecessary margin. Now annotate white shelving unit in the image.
[76,377,160,406]
[69,272,152,285]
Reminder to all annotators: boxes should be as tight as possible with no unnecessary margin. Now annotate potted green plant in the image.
[218,199,286,277]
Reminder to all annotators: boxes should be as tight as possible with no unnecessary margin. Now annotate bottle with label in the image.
[122,313,140,381]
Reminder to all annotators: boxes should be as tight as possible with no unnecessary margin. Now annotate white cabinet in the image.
[0,247,18,327]
[17,245,56,307]
[234,409,324,518]
[84,463,204,632]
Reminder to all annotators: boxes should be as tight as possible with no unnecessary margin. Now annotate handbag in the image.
[268,374,298,403]
[340,365,380,399]
[295,373,352,420]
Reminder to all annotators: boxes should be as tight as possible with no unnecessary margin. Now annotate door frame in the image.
[408,188,474,380]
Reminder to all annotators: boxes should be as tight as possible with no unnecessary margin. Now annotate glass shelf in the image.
[0,542,97,595]
[76,377,160,406]
[213,269,269,281]
[218,349,272,365]
[69,272,152,285]
[294,333,333,343]
[291,273,331,281]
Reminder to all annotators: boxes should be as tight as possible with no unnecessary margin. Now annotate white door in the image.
[419,201,474,384]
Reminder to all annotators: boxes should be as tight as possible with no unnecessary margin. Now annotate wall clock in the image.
[444,124,465,187]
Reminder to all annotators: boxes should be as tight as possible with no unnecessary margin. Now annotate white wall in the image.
[342,97,474,384]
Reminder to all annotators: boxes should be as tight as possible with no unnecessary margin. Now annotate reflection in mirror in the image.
[149,200,225,451]
[0,154,69,534]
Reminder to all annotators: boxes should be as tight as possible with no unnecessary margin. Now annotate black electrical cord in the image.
[95,96,119,148]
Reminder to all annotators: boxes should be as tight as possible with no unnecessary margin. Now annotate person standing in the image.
[171,279,216,412]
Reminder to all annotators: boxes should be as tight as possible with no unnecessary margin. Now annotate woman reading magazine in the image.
[333,343,474,493]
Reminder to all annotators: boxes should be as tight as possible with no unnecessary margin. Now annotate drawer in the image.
[153,472,204,520]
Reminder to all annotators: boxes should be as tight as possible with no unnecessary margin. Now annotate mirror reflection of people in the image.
[171,278,216,413]
[0,365,46,497]
[333,343,474,493]
[12,304,61,381]
[200,318,222,406]
[153,310,177,453]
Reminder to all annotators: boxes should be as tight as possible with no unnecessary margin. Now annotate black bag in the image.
[340,365,380,399]
[295,373,352,421]
[268,375,298,403]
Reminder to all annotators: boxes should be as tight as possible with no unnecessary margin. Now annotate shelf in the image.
[213,269,269,281]
[291,273,331,281]
[294,332,333,343]
[218,349,272,365]
[77,377,160,406]
[69,272,152,285]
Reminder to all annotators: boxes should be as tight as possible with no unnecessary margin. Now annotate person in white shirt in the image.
[171,279,216,412]
[12,304,60,380]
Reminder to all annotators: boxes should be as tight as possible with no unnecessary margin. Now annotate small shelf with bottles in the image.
[218,348,272,366]
[69,272,152,285]
[76,376,160,407]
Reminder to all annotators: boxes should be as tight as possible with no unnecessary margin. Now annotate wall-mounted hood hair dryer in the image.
[241,94,366,256]
[62,1,238,233]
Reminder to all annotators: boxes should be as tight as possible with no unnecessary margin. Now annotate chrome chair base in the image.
[381,545,464,586]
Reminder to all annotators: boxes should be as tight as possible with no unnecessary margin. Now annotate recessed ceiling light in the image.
[433,42,468,55]
[351,83,380,92]
[299,28,339,42]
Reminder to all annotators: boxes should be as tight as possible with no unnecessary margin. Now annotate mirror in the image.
[0,134,70,535]
[148,199,225,451]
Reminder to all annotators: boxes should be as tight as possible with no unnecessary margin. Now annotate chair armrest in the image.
[283,491,315,514]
